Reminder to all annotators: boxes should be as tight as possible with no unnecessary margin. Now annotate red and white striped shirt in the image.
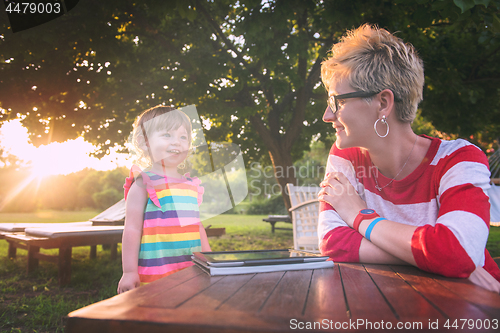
[319,135,500,281]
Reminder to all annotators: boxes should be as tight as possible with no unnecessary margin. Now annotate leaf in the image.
[413,7,434,28]
[491,13,500,33]
[453,0,476,13]
[474,0,491,7]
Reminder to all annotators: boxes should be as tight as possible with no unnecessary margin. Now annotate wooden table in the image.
[66,263,500,332]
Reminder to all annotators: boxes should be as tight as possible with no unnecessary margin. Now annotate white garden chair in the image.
[488,149,500,226]
[286,183,321,253]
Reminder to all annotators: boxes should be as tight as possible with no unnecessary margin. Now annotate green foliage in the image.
[0,166,127,212]
[0,151,36,212]
[453,0,492,14]
[487,226,500,257]
[89,168,127,210]
[0,0,331,187]
[400,0,500,147]
[246,194,287,215]
[247,138,328,204]
[76,170,102,209]
[39,173,83,211]
[293,140,329,186]
[411,109,443,137]
[92,188,122,211]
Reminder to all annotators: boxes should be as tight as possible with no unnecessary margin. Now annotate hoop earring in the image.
[178,161,186,169]
[374,115,389,138]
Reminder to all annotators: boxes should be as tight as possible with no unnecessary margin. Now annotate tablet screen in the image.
[193,249,327,266]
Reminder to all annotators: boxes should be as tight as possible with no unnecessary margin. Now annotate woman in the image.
[317,24,500,292]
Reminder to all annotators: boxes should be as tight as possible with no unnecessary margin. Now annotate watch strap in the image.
[353,209,379,232]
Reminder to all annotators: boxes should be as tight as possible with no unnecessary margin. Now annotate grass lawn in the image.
[0,211,291,333]
[0,210,499,333]
[487,226,500,258]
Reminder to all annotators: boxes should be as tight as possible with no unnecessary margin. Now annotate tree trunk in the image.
[249,114,300,215]
[267,147,296,215]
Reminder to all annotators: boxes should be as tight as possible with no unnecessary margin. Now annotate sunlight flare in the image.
[0,120,130,177]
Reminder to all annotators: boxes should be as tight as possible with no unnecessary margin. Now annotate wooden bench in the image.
[0,221,110,258]
[0,222,93,233]
[262,215,292,233]
[2,226,123,286]
[204,225,226,237]
[89,198,126,225]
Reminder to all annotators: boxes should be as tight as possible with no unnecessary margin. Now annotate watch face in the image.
[361,209,375,215]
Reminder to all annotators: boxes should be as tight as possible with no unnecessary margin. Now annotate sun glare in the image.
[0,120,130,179]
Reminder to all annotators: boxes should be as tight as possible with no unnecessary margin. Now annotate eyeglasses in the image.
[327,91,380,114]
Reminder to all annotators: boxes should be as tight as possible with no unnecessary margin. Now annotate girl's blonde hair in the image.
[130,105,193,170]
[321,24,424,123]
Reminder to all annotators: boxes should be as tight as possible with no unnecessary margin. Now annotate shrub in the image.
[92,188,122,210]
[246,195,287,215]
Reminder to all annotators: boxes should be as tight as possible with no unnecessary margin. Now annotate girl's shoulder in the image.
[183,173,202,185]
[124,165,147,200]
[183,173,204,202]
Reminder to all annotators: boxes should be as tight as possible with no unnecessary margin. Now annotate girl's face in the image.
[146,125,190,168]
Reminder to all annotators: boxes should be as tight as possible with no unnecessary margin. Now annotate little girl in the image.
[118,105,211,294]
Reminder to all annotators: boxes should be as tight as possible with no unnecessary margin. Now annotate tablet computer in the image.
[192,249,329,267]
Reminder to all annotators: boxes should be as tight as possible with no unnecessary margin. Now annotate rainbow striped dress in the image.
[124,166,204,285]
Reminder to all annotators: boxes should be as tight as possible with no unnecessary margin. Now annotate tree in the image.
[91,167,127,210]
[75,169,100,208]
[391,0,500,150]
[1,0,500,211]
[0,150,37,212]
[1,0,336,211]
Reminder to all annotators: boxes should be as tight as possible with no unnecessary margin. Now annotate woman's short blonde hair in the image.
[130,105,192,169]
[321,24,424,123]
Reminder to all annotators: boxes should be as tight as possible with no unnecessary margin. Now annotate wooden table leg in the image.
[110,243,117,260]
[27,245,40,274]
[8,242,17,259]
[271,221,276,233]
[90,245,97,259]
[59,247,72,286]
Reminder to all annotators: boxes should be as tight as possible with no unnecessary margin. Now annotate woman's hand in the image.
[318,172,367,227]
[468,266,500,294]
[117,272,141,294]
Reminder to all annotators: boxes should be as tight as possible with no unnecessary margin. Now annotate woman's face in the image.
[323,80,377,150]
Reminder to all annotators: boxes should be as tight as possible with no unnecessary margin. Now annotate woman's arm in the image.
[319,175,414,266]
[320,145,492,278]
[357,218,416,265]
[317,147,419,266]
[117,180,147,294]
[320,225,409,265]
